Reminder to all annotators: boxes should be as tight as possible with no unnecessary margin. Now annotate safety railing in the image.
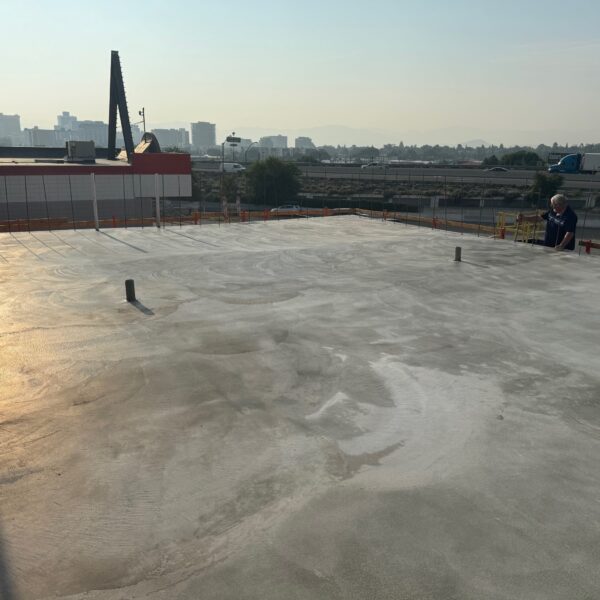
[1,206,598,256]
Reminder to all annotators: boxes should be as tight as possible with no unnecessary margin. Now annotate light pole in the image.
[221,132,240,171]
[138,108,146,135]
[220,133,241,214]
[244,141,258,164]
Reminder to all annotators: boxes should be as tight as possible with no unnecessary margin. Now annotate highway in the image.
[192,162,600,190]
[296,166,600,190]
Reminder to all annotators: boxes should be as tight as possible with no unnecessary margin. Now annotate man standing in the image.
[517,194,578,251]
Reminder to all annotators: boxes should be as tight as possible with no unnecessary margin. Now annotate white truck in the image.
[219,162,246,173]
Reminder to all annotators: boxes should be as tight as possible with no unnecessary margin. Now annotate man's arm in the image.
[555,231,574,250]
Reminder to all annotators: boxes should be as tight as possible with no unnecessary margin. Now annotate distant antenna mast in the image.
[107,50,135,160]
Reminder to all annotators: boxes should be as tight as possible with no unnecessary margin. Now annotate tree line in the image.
[301,142,600,164]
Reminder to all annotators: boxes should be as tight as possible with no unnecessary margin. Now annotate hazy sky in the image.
[3,0,600,146]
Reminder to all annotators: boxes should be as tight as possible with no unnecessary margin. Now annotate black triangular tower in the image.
[107,51,135,160]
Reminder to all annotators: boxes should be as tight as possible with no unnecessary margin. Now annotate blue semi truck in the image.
[548,153,600,174]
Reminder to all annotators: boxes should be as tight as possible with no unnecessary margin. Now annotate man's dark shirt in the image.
[542,206,577,250]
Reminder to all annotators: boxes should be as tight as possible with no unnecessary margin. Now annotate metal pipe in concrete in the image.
[454,246,462,262]
[125,279,136,302]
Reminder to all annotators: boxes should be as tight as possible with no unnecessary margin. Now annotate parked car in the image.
[361,162,385,169]
[270,205,301,213]
[485,166,509,172]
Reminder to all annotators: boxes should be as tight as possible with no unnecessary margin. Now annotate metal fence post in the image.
[91,173,100,231]
[3,176,11,233]
[155,173,161,228]
[68,175,76,229]
[42,175,51,231]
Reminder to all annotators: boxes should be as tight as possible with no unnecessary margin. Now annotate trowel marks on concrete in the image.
[0,217,599,599]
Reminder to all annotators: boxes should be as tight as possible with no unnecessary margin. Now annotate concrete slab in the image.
[0,217,599,599]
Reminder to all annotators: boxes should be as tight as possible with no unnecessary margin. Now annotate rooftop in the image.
[0,151,191,175]
[0,156,125,168]
[1,217,599,598]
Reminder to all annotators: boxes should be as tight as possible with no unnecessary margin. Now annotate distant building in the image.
[25,127,58,147]
[191,122,216,152]
[117,124,142,149]
[0,113,22,146]
[152,128,190,150]
[132,124,142,144]
[295,136,316,150]
[54,112,109,147]
[77,121,108,147]
[259,135,287,149]
[56,111,78,131]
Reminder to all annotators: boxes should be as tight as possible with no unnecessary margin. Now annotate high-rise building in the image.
[56,111,78,131]
[191,122,216,152]
[0,113,22,145]
[151,128,190,150]
[259,135,287,149]
[77,120,108,147]
[295,136,316,150]
[54,112,109,147]
[25,127,58,147]
[55,112,76,145]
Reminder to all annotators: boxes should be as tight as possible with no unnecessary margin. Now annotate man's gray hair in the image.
[551,194,567,207]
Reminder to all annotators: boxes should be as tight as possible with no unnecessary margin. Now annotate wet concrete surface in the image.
[0,217,599,599]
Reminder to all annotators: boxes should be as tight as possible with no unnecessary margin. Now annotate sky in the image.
[2,0,600,147]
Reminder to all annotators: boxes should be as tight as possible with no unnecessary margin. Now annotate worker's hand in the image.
[554,245,564,251]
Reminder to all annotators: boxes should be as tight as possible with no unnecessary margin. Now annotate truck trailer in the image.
[548,153,600,174]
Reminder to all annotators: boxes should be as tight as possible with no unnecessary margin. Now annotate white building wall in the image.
[41,176,74,203]
[3,176,26,203]
[0,174,191,202]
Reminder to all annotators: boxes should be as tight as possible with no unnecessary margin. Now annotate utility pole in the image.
[221,133,241,216]
[139,108,146,135]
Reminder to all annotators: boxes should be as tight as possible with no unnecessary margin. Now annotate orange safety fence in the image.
[1,208,598,253]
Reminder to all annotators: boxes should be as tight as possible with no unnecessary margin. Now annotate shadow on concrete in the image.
[130,300,154,315]
[100,231,148,253]
[30,232,65,257]
[0,519,17,600]
[163,227,221,247]
[49,231,84,254]
[9,233,42,261]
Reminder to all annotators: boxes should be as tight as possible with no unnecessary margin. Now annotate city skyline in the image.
[5,108,600,151]
[3,0,600,147]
